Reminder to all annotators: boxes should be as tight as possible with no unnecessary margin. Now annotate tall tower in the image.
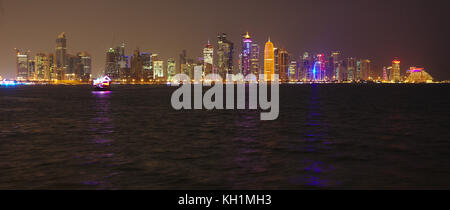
[105,48,120,79]
[167,58,176,81]
[277,48,289,82]
[55,32,67,80]
[15,49,29,81]
[250,42,260,76]
[203,41,214,76]
[391,59,401,82]
[264,38,275,81]
[240,32,252,76]
[216,33,234,78]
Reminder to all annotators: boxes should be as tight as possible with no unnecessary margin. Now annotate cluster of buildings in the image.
[14,32,433,83]
[104,32,427,83]
[15,33,92,82]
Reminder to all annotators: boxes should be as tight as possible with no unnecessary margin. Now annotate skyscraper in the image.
[264,38,275,81]
[153,59,164,80]
[330,52,340,81]
[15,49,29,80]
[301,52,312,81]
[361,59,371,80]
[35,53,48,80]
[55,32,67,80]
[288,61,298,81]
[142,53,153,80]
[240,32,252,76]
[105,48,120,79]
[131,49,144,81]
[391,59,401,82]
[77,51,92,81]
[250,42,260,76]
[203,41,214,76]
[217,33,234,78]
[179,50,187,74]
[347,57,357,81]
[277,48,289,82]
[167,58,176,81]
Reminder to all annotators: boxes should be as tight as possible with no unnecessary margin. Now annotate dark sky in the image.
[0,0,449,80]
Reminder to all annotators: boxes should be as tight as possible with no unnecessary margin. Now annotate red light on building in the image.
[393,59,401,64]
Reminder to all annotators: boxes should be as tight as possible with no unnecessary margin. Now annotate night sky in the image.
[0,0,449,80]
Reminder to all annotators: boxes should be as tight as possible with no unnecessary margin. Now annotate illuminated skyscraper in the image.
[167,58,176,81]
[264,38,275,81]
[105,48,120,79]
[301,52,312,81]
[179,50,187,74]
[203,41,214,75]
[35,53,48,80]
[361,59,371,80]
[55,32,67,80]
[288,61,298,81]
[217,33,234,78]
[15,49,29,80]
[239,32,252,76]
[153,59,164,80]
[28,59,36,80]
[77,51,92,81]
[313,54,326,81]
[347,57,357,81]
[131,49,144,81]
[391,59,401,82]
[277,48,289,82]
[330,52,340,81]
[142,53,154,80]
[250,42,260,76]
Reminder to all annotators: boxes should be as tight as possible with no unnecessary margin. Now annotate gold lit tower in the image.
[264,38,275,81]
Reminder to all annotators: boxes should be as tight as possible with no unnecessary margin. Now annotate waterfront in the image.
[0,84,449,189]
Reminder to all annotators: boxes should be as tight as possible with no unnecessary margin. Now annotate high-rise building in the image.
[347,57,357,81]
[313,54,326,81]
[179,50,187,74]
[55,32,67,80]
[250,42,260,76]
[167,58,176,81]
[35,53,48,80]
[153,59,164,80]
[15,49,29,80]
[28,59,36,80]
[391,59,401,82]
[277,48,289,82]
[77,51,92,81]
[239,32,252,76]
[203,41,214,76]
[288,61,298,81]
[264,38,275,81]
[47,53,55,80]
[105,48,120,79]
[330,52,340,81]
[299,52,311,81]
[217,33,234,78]
[142,53,153,80]
[131,49,144,81]
[361,59,371,80]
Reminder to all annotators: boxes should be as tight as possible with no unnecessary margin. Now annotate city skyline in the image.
[0,0,449,80]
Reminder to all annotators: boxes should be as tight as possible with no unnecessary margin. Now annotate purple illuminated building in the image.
[239,32,253,76]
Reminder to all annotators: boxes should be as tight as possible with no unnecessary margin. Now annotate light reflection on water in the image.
[82,91,117,188]
[291,84,340,188]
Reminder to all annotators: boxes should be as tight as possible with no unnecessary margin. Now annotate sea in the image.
[0,84,449,189]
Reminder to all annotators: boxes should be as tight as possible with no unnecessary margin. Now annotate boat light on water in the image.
[93,76,112,90]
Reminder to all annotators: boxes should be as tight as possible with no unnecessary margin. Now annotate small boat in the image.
[93,76,112,91]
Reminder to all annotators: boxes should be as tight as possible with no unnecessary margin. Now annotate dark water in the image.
[0,84,449,190]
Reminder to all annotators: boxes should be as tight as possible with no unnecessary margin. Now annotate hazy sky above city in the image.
[0,0,449,79]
